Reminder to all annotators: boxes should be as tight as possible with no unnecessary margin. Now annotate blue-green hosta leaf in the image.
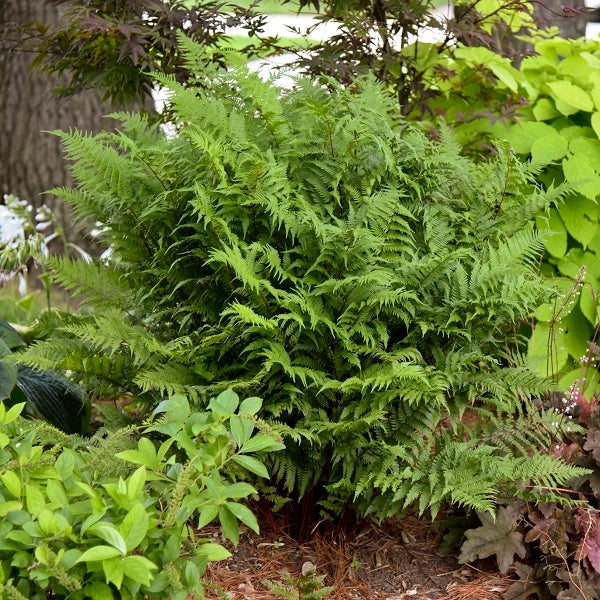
[0,359,17,401]
[15,366,89,434]
[0,321,25,350]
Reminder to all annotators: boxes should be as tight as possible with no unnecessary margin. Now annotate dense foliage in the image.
[0,391,281,599]
[13,44,587,526]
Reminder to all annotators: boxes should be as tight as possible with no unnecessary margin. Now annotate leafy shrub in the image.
[19,38,587,521]
[422,35,600,394]
[0,390,281,599]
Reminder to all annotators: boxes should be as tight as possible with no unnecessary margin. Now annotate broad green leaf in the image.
[0,501,22,516]
[102,557,124,589]
[209,389,239,416]
[240,434,285,454]
[126,466,146,501]
[1,471,21,498]
[225,501,259,533]
[459,508,526,574]
[505,121,555,154]
[76,545,122,562]
[548,81,594,113]
[38,509,57,535]
[121,556,158,586]
[219,505,239,544]
[534,303,555,322]
[55,450,75,479]
[120,503,149,551]
[229,416,254,447]
[530,131,568,165]
[562,156,600,200]
[528,322,569,377]
[565,308,592,360]
[536,209,567,258]
[570,137,600,163]
[559,368,600,400]
[558,196,598,246]
[0,340,11,360]
[89,523,127,555]
[115,449,155,469]
[197,504,220,529]
[196,542,232,561]
[557,55,594,87]
[151,394,190,421]
[223,482,257,500]
[84,581,114,600]
[533,98,560,121]
[232,455,269,478]
[580,286,598,325]
[239,396,262,415]
[4,402,24,423]
[25,485,45,516]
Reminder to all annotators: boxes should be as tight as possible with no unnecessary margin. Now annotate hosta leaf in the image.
[459,508,526,574]
[0,321,25,350]
[0,360,17,401]
[15,366,89,434]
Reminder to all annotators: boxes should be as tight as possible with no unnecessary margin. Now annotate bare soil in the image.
[203,515,513,599]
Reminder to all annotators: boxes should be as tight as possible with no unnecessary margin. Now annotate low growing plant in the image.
[18,38,588,524]
[0,389,281,599]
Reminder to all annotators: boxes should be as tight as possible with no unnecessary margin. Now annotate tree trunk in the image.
[0,0,122,255]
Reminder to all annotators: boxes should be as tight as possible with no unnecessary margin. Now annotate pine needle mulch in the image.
[202,515,513,599]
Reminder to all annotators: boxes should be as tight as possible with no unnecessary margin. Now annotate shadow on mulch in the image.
[203,515,513,599]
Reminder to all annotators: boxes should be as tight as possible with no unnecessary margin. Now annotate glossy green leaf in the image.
[120,503,149,551]
[77,545,122,562]
[121,556,158,586]
[88,523,127,555]
[232,455,269,478]
[0,321,25,350]
[0,471,21,499]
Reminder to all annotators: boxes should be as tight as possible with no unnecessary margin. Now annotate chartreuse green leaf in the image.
[528,322,569,377]
[580,286,598,325]
[196,542,231,561]
[76,545,122,562]
[592,112,600,138]
[241,434,285,454]
[239,396,262,415]
[559,367,600,400]
[126,466,146,501]
[88,523,127,555]
[558,196,598,247]
[0,471,21,499]
[563,156,600,200]
[536,209,567,258]
[565,308,592,360]
[506,121,555,154]
[533,98,560,121]
[84,581,114,600]
[548,81,594,114]
[25,485,45,516]
[198,504,220,529]
[531,130,568,165]
[102,557,125,589]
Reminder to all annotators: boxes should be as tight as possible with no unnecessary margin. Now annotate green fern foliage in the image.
[22,37,586,518]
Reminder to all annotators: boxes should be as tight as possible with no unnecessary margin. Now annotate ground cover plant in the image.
[10,37,587,539]
[0,390,282,599]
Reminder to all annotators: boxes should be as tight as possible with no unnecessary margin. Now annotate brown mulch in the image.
[202,515,513,599]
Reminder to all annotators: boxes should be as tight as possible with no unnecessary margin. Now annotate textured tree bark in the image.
[0,0,120,253]
[532,0,587,39]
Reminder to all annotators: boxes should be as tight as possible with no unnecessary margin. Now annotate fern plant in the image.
[19,36,587,521]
